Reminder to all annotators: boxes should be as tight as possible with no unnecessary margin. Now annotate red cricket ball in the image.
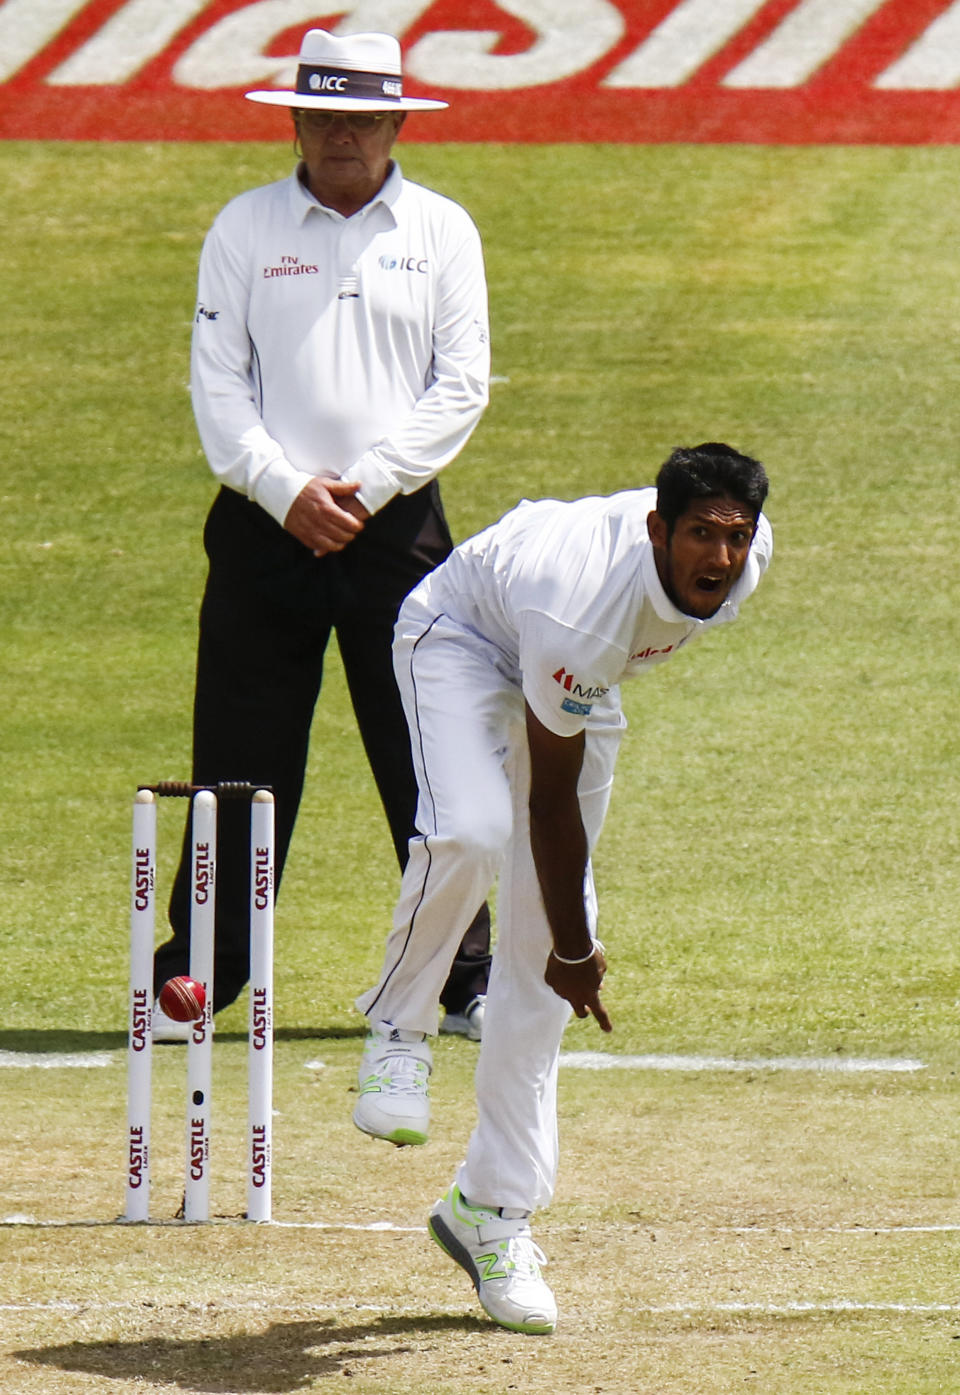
[158,975,206,1022]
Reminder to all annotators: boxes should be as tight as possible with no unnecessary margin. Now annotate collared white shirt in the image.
[190,162,490,525]
[412,489,773,736]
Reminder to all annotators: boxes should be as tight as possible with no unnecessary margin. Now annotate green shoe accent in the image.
[428,1185,557,1334]
[386,1126,427,1147]
[352,1029,431,1146]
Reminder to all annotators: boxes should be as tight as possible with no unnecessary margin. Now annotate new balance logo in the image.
[475,1249,510,1282]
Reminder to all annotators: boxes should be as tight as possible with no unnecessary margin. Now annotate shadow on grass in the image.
[14,1312,491,1392]
[0,1027,366,1054]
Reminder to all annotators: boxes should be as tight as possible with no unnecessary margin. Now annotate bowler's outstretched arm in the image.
[525,703,611,1032]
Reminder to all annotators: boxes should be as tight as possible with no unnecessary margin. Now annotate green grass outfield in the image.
[2,142,960,1394]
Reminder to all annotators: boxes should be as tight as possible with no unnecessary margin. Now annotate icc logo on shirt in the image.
[379,255,428,273]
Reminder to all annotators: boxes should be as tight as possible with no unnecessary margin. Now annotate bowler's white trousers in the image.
[357,598,623,1213]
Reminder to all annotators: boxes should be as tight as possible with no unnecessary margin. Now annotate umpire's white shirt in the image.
[410,488,774,736]
[190,162,490,525]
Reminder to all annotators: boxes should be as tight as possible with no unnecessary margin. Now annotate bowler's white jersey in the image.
[411,489,773,737]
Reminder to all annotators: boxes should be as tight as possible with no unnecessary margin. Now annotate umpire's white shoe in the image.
[151,1000,190,1043]
[428,1184,557,1334]
[439,995,485,1041]
[353,1024,431,1146]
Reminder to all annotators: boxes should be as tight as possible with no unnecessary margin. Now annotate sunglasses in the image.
[294,109,394,133]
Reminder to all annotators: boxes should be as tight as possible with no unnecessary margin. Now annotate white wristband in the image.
[550,940,604,966]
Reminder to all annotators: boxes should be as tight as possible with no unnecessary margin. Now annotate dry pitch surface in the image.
[2,1036,958,1395]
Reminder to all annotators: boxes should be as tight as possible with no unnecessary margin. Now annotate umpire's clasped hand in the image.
[283,476,369,556]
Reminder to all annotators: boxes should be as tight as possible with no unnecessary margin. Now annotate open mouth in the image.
[695,575,724,593]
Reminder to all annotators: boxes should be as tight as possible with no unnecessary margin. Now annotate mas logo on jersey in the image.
[552,668,609,700]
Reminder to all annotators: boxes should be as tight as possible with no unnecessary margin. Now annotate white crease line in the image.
[0,1052,113,1069]
[0,1051,926,1074]
[721,1224,960,1235]
[5,1217,959,1236]
[2,1299,957,1316]
[0,1300,421,1314]
[271,1220,426,1233]
[1,1216,427,1232]
[644,1301,960,1315]
[560,1052,926,1074]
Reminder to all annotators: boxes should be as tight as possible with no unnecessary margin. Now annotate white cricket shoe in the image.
[352,1024,431,1146]
[428,1183,557,1334]
[151,999,190,1043]
[439,995,485,1041]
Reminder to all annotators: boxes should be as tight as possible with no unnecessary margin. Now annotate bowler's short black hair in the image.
[655,443,769,533]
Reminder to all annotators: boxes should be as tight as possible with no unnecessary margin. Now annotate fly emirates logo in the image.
[263,255,318,279]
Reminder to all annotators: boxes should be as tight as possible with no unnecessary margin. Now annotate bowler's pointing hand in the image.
[284,477,369,556]
[545,944,612,1033]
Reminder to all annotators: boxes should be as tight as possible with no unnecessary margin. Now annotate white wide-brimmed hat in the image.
[245,29,448,113]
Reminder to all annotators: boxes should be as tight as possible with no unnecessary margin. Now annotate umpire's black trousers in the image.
[153,484,491,1013]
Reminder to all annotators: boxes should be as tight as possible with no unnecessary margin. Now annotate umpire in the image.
[152,28,492,1036]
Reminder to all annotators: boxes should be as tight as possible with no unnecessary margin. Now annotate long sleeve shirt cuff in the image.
[340,456,402,516]
[250,459,317,527]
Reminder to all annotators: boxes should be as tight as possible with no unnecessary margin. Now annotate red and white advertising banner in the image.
[2,0,960,142]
